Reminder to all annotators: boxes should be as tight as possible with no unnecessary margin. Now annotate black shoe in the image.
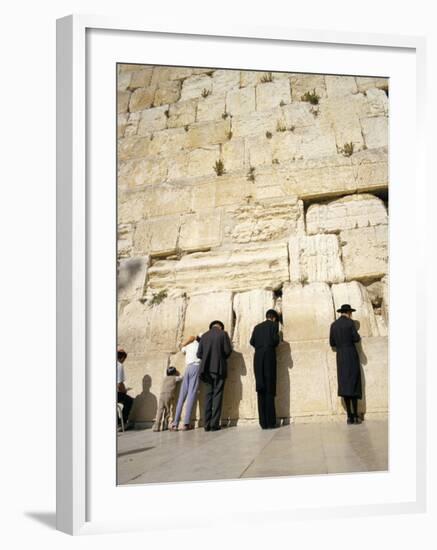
[211,426,221,431]
[347,417,354,425]
[204,425,211,432]
[354,416,362,424]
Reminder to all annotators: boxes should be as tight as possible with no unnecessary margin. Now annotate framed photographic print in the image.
[56,15,427,535]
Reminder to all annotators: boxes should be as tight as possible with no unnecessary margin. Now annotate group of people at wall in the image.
[116,303,363,431]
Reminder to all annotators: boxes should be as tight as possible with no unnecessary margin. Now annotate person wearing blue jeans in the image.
[171,334,202,431]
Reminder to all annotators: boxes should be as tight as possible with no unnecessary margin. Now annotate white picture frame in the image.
[56,14,427,535]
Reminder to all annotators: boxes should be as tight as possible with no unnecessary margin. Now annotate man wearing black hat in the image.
[329,304,362,424]
[250,309,281,429]
[197,320,233,431]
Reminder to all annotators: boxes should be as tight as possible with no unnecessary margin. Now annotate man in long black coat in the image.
[197,320,233,431]
[250,309,280,429]
[329,303,362,424]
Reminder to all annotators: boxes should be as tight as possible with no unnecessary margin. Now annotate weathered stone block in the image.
[226,87,256,117]
[282,283,335,342]
[153,80,181,106]
[129,87,155,112]
[256,80,291,111]
[133,216,180,256]
[353,147,388,191]
[297,123,338,159]
[124,112,141,137]
[325,75,358,97]
[289,235,345,284]
[186,146,220,178]
[306,193,388,235]
[215,174,252,206]
[186,120,230,148]
[183,291,234,339]
[118,113,128,138]
[180,74,213,100]
[118,90,131,114]
[147,242,290,293]
[167,99,197,128]
[148,128,188,156]
[212,69,240,95]
[331,281,379,337]
[361,116,388,149]
[196,94,226,122]
[221,138,246,172]
[117,71,131,91]
[128,67,154,89]
[225,197,304,244]
[282,102,315,128]
[143,294,186,352]
[179,210,222,251]
[118,256,149,301]
[117,223,134,258]
[356,77,389,93]
[340,225,388,281]
[233,290,275,351]
[232,109,281,138]
[137,105,168,134]
[365,88,389,116]
[290,74,327,101]
[118,301,149,353]
[142,184,192,217]
[246,135,272,166]
[118,136,152,161]
[118,156,167,188]
[240,70,266,88]
[320,94,368,150]
[118,192,145,224]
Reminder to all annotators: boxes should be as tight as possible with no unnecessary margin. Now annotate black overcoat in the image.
[329,316,362,398]
[250,320,280,395]
[197,327,232,380]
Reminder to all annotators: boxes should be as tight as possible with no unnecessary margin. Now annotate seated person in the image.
[117,349,134,430]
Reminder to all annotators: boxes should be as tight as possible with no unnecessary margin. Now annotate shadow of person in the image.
[275,340,293,426]
[130,374,158,429]
[221,351,247,427]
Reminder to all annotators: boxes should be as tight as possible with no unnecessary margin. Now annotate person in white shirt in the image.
[117,349,134,430]
[170,334,202,431]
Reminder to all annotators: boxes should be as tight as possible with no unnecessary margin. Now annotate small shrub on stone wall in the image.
[213,159,226,176]
[301,89,320,105]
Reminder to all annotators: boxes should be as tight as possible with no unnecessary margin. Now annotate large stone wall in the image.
[117,64,389,425]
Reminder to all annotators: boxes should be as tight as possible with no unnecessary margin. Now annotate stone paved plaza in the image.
[117,418,388,485]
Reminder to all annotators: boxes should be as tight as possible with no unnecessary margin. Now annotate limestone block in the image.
[117,71,131,91]
[320,93,368,150]
[180,74,213,100]
[118,136,152,161]
[117,223,134,258]
[232,108,281,139]
[256,80,291,111]
[118,156,167,188]
[246,135,272,167]
[186,120,230,148]
[282,283,335,342]
[287,341,333,415]
[215,174,252,206]
[118,113,128,138]
[221,138,246,172]
[290,74,327,101]
[212,69,240,95]
[225,197,304,244]
[186,146,220,178]
[124,112,141,137]
[133,216,180,256]
[147,128,188,156]
[166,151,189,182]
[118,300,150,353]
[125,352,170,422]
[137,105,168,134]
[143,294,186,352]
[296,123,338,159]
[353,147,388,191]
[118,90,130,114]
[271,132,301,162]
[226,87,256,117]
[289,235,345,284]
[306,193,388,235]
[356,77,389,93]
[240,70,266,88]
[361,116,388,149]
[190,181,217,212]
[331,281,379,337]
[196,94,226,122]
[183,291,234,339]
[179,210,222,252]
[340,225,388,281]
[233,290,275,351]
[282,102,315,128]
[157,66,193,81]
[128,67,154,89]
[147,242,290,293]
[325,75,358,97]
[381,275,389,324]
[365,88,389,116]
[222,350,256,421]
[153,80,181,106]
[118,192,145,224]
[129,87,155,112]
[142,184,193,217]
[167,99,197,128]
[118,256,149,301]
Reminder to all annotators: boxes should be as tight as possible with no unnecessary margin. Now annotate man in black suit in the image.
[250,309,281,429]
[197,320,233,431]
[329,304,362,424]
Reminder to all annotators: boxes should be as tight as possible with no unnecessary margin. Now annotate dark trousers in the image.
[257,391,276,429]
[117,391,133,424]
[203,374,225,429]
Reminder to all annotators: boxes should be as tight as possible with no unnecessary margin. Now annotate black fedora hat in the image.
[337,304,356,313]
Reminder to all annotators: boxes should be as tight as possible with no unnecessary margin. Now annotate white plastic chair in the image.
[117,403,125,432]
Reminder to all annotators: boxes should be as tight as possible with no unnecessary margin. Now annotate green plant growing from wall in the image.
[276,120,287,132]
[301,89,320,105]
[247,166,256,182]
[201,88,211,98]
[227,130,233,140]
[260,72,273,83]
[148,289,168,308]
[266,131,273,139]
[222,112,229,119]
[340,142,354,157]
[213,159,225,176]
[272,158,280,165]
